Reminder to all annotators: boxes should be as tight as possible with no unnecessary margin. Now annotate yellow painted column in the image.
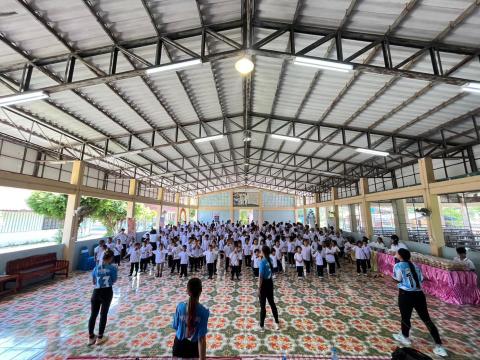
[175,193,180,225]
[155,187,164,230]
[62,160,85,271]
[359,178,373,238]
[315,204,320,228]
[258,191,263,225]
[126,179,137,239]
[331,187,340,230]
[418,157,445,256]
[229,190,234,222]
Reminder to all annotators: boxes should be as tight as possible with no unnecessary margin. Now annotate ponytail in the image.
[186,278,202,338]
[398,248,420,289]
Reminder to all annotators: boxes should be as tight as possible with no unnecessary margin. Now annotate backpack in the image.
[391,347,433,360]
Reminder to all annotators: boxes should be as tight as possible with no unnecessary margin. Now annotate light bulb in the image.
[235,57,254,75]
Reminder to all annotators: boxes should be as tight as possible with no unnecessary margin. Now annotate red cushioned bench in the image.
[6,253,69,290]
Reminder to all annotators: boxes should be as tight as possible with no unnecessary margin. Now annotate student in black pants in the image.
[392,249,447,357]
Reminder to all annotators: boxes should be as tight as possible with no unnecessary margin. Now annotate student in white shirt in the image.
[354,240,368,276]
[179,245,189,278]
[244,239,252,267]
[127,243,141,276]
[113,239,123,266]
[252,249,261,277]
[205,245,215,279]
[287,238,295,268]
[230,246,241,280]
[270,248,278,278]
[313,245,324,278]
[294,246,304,278]
[390,235,408,262]
[94,240,106,265]
[324,241,337,276]
[140,241,151,273]
[274,240,283,273]
[171,241,182,274]
[301,239,312,275]
[362,238,372,271]
[114,228,128,257]
[153,243,167,277]
[454,246,476,271]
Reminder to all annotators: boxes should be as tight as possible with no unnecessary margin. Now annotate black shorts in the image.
[172,336,199,358]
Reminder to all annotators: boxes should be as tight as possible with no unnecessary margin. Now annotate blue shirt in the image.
[172,302,209,342]
[393,261,423,291]
[259,258,272,280]
[92,264,118,288]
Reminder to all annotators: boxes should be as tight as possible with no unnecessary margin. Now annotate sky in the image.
[0,186,32,211]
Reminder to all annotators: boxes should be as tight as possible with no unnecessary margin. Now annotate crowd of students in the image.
[91,221,390,282]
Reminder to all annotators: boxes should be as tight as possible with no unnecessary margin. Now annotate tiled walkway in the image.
[1,262,479,360]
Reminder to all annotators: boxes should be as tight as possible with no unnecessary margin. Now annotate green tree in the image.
[26,192,67,220]
[135,204,157,230]
[93,200,127,235]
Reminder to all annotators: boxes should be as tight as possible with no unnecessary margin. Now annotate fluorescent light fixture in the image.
[243,136,251,142]
[145,59,202,75]
[270,134,301,143]
[108,149,143,158]
[461,82,480,94]
[355,148,389,157]
[235,57,254,75]
[293,56,353,73]
[49,160,69,165]
[194,134,224,143]
[0,91,49,107]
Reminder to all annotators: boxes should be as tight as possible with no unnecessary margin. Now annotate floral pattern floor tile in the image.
[0,263,479,360]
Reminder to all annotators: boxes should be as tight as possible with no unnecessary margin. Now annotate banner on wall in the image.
[233,191,259,207]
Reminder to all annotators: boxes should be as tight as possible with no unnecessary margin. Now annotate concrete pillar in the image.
[331,187,339,230]
[155,187,164,230]
[258,191,263,225]
[315,205,320,228]
[229,190,234,222]
[175,193,180,225]
[359,178,373,238]
[350,204,358,232]
[418,157,445,256]
[126,179,137,238]
[392,199,410,242]
[62,160,85,270]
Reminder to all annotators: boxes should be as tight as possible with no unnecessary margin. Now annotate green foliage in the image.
[27,192,163,237]
[26,192,67,220]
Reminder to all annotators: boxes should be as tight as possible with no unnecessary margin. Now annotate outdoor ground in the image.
[1,261,479,360]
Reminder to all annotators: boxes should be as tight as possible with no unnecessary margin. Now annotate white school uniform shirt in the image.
[205,250,214,264]
[344,242,353,254]
[294,253,304,267]
[153,249,167,264]
[280,240,287,253]
[354,246,367,260]
[325,248,336,264]
[94,245,104,261]
[287,242,295,253]
[128,248,141,263]
[314,250,324,266]
[140,246,150,259]
[453,256,476,270]
[270,254,278,269]
[390,242,408,252]
[173,245,182,260]
[179,251,189,265]
[114,233,128,245]
[253,256,260,269]
[301,245,312,261]
[274,246,282,261]
[230,252,240,266]
[114,244,123,256]
[363,245,371,259]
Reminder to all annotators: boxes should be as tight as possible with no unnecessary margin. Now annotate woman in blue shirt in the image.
[258,246,280,332]
[172,278,209,359]
[392,249,447,357]
[88,249,117,346]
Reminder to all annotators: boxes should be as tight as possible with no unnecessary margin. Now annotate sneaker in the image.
[357,273,361,276]
[257,325,265,333]
[392,333,412,346]
[433,345,447,357]
[87,335,97,346]
[275,323,281,331]
[96,336,108,345]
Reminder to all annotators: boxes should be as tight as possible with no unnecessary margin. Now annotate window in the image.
[338,205,351,231]
[370,201,396,237]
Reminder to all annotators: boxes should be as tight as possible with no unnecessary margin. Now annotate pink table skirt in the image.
[376,252,480,305]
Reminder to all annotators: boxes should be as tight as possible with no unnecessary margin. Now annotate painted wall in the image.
[197,210,231,223]
[263,210,295,223]
[199,192,231,207]
[262,191,295,207]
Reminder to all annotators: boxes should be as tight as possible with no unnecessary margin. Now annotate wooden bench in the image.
[6,253,69,290]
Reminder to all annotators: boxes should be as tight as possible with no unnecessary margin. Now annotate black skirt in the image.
[172,336,199,358]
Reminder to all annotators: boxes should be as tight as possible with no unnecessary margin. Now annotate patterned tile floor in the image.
[0,262,479,360]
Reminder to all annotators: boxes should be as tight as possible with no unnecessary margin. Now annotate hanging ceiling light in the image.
[235,56,254,75]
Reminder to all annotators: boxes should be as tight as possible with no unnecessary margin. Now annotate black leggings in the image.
[398,290,442,344]
[88,287,113,337]
[172,336,198,358]
[259,278,279,327]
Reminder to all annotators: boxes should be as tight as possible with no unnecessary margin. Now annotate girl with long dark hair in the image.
[257,245,280,332]
[172,278,209,359]
[392,249,447,357]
